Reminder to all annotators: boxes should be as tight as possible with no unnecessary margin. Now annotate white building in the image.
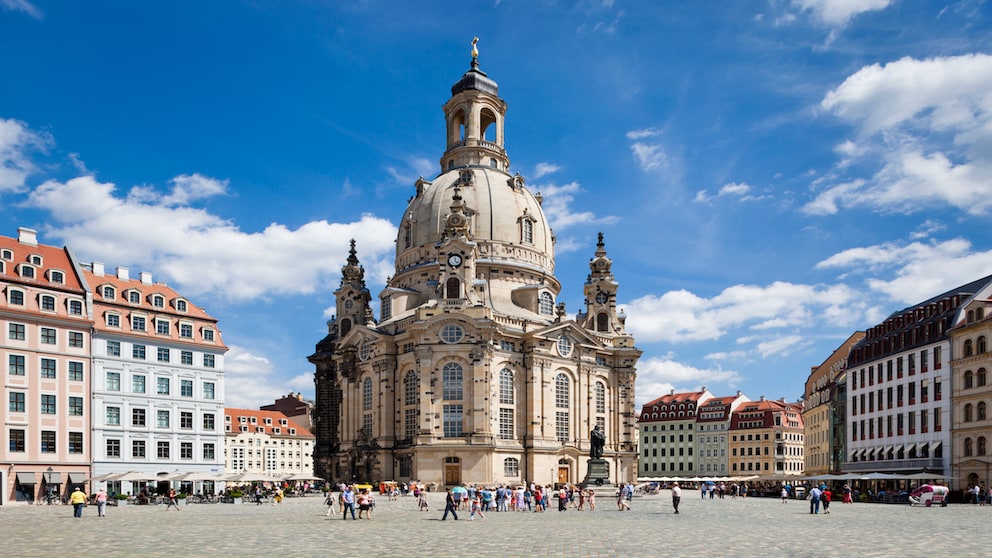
[224,409,314,478]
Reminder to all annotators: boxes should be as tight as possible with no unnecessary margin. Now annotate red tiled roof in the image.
[0,233,85,293]
[224,408,314,438]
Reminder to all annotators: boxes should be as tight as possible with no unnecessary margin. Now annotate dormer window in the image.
[175,299,187,312]
[522,219,533,244]
[264,418,272,425]
[103,286,116,300]
[273,427,281,434]
[18,264,35,279]
[1,249,11,260]
[8,289,24,305]
[280,419,288,426]
[202,328,215,342]
[152,295,164,308]
[128,290,141,304]
[40,294,56,311]
[106,313,120,327]
[289,428,296,435]
[539,292,554,315]
[29,254,42,265]
[155,319,170,335]
[179,322,193,338]
[48,270,64,284]
[68,300,82,315]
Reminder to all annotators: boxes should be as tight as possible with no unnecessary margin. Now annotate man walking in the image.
[341,485,356,520]
[69,486,87,518]
[809,485,822,514]
[442,489,459,520]
[671,482,682,514]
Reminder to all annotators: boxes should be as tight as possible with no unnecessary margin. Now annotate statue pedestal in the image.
[582,459,610,487]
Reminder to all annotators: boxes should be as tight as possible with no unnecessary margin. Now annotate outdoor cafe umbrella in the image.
[224,471,281,483]
[171,472,227,482]
[86,472,119,483]
[282,473,323,481]
[106,471,167,482]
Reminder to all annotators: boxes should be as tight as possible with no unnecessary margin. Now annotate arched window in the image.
[340,318,352,336]
[503,457,519,477]
[362,377,373,411]
[522,219,533,244]
[103,286,116,300]
[978,368,988,387]
[403,225,412,249]
[965,370,974,389]
[595,381,606,414]
[555,373,570,409]
[596,313,609,332]
[965,339,974,357]
[403,370,418,405]
[978,307,986,320]
[499,368,514,404]
[979,436,988,456]
[979,401,988,421]
[964,403,974,422]
[979,336,987,354]
[968,310,976,323]
[965,437,974,457]
[539,292,554,315]
[442,362,463,400]
[445,277,461,299]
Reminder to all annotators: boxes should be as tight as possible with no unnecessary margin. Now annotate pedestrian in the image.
[357,489,372,520]
[822,486,832,514]
[617,484,630,510]
[469,495,485,520]
[69,486,87,518]
[254,485,263,505]
[418,489,430,511]
[534,486,544,512]
[560,486,569,511]
[341,485,356,520]
[578,488,586,511]
[272,487,284,506]
[442,489,459,520]
[165,488,182,511]
[781,486,789,503]
[809,485,822,514]
[842,484,853,504]
[95,488,108,517]
[324,489,336,516]
[671,482,681,514]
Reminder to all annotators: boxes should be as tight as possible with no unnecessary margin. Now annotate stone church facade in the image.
[310,51,641,488]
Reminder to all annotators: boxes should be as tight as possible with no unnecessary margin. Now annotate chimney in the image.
[116,267,129,280]
[140,271,153,284]
[759,395,766,402]
[17,227,38,246]
[736,390,742,397]
[92,262,105,276]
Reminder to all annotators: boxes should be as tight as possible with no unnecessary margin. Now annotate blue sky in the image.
[3,1,992,409]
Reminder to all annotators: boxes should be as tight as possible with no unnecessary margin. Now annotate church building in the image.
[309,47,641,488]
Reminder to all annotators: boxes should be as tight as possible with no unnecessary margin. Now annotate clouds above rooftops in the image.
[0,117,50,194]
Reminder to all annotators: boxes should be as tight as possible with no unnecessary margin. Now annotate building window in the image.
[363,377,373,410]
[40,294,55,310]
[381,295,392,321]
[405,408,418,439]
[9,289,24,305]
[132,344,146,360]
[69,432,83,454]
[106,406,120,426]
[153,295,165,308]
[107,371,121,391]
[440,324,464,344]
[403,370,418,405]
[595,381,606,413]
[157,377,170,395]
[49,270,64,283]
[132,440,146,458]
[131,315,146,331]
[965,437,974,457]
[203,413,215,430]
[71,332,86,349]
[132,408,146,426]
[40,358,56,378]
[203,328,215,342]
[556,411,569,442]
[499,368,514,404]
[443,404,463,437]
[203,443,215,460]
[157,348,170,363]
[8,354,25,375]
[41,394,56,414]
[9,391,25,412]
[107,314,120,327]
[504,457,520,477]
[203,382,215,399]
[106,438,120,457]
[180,411,193,429]
[156,320,170,335]
[203,354,215,368]
[176,300,187,312]
[40,327,56,344]
[979,401,988,421]
[40,430,56,452]
[9,429,25,452]
[133,374,145,393]
[129,291,141,304]
[157,410,170,428]
[443,363,463,400]
[180,323,193,338]
[539,292,554,315]
[965,370,974,389]
[499,407,514,439]
[181,379,193,397]
[68,300,82,315]
[68,396,83,416]
[157,441,170,458]
[8,323,25,340]
[181,351,193,365]
[557,335,572,357]
[180,442,193,460]
[522,219,533,243]
[555,373,570,408]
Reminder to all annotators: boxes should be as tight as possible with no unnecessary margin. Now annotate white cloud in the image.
[0,0,42,19]
[624,281,861,344]
[532,181,617,231]
[809,54,992,216]
[755,334,806,357]
[909,219,945,239]
[634,354,743,406]
[630,142,668,171]
[792,0,893,26]
[696,182,764,204]
[222,346,283,409]
[625,128,660,140]
[25,174,397,301]
[0,117,50,193]
[533,162,560,179]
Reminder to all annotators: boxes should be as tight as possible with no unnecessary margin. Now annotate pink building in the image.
[1,228,92,504]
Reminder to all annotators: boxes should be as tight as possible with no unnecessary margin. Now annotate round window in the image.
[557,335,572,357]
[440,324,464,344]
[344,299,354,310]
[359,341,371,361]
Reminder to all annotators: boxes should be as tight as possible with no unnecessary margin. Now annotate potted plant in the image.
[229,490,244,504]
[114,494,129,506]
[177,492,188,505]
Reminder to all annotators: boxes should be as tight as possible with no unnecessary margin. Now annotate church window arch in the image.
[965,370,974,389]
[440,324,465,344]
[522,218,533,244]
[964,403,974,422]
[445,277,461,299]
[979,336,987,354]
[362,377,373,411]
[442,362,463,400]
[381,295,392,321]
[539,292,554,315]
[596,312,609,332]
[965,339,974,357]
[978,368,987,387]
[404,370,419,406]
[499,368,514,404]
[555,373,570,409]
[504,457,519,477]
[965,437,974,457]
[978,307,986,320]
[979,401,988,421]
[979,436,988,456]
[557,334,572,357]
[595,381,606,414]
[403,225,412,249]
[340,318,352,337]
[480,107,497,142]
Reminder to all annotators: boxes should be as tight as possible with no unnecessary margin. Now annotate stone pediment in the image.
[525,320,604,348]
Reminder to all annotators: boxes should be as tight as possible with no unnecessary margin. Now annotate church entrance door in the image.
[557,466,569,485]
[444,464,461,486]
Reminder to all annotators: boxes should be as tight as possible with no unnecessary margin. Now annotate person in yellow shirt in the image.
[69,487,87,518]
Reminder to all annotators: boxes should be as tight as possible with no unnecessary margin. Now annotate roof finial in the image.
[471,37,479,60]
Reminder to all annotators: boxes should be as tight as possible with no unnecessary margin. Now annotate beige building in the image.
[1,228,92,505]
[950,284,992,490]
[729,397,804,478]
[637,389,714,477]
[310,51,641,488]
[803,332,864,475]
[224,409,314,478]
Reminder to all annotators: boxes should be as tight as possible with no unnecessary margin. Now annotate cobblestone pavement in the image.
[1,492,989,557]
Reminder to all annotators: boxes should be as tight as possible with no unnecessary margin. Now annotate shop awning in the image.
[43,471,62,484]
[16,472,36,484]
[67,472,87,484]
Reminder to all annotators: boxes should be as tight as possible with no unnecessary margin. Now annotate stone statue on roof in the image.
[471,37,479,59]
